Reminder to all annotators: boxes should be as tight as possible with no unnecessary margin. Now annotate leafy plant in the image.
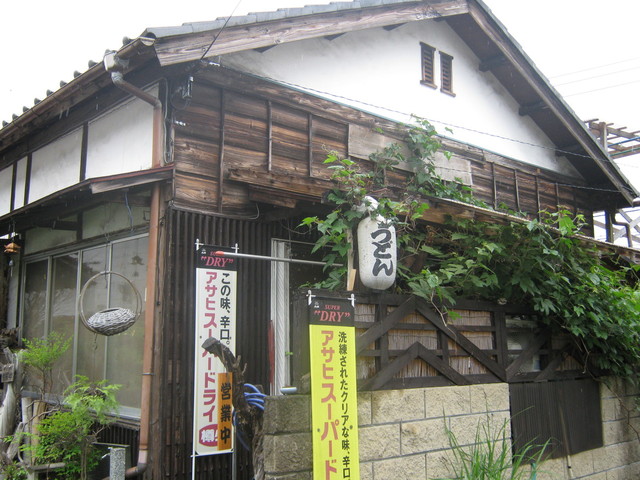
[439,416,547,480]
[0,462,28,479]
[30,376,120,480]
[409,212,640,379]
[302,117,475,289]
[303,117,640,381]
[21,332,71,398]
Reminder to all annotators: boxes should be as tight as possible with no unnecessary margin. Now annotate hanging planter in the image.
[78,271,142,336]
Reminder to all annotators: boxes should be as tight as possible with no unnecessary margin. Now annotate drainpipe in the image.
[103,51,164,478]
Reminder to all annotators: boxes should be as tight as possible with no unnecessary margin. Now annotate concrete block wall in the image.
[263,383,511,479]
[262,380,640,480]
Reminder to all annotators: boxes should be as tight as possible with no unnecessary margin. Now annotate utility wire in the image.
[549,56,640,79]
[198,0,243,62]
[562,79,640,98]
[553,65,640,87]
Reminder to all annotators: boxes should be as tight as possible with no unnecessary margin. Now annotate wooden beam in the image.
[267,101,273,172]
[518,100,547,117]
[154,1,469,66]
[534,341,569,382]
[254,45,277,53]
[226,168,332,199]
[478,54,507,72]
[247,187,298,208]
[307,113,314,176]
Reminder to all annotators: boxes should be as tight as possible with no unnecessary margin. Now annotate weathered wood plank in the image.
[154,1,469,65]
[226,169,332,199]
[223,144,269,171]
[174,171,219,208]
[173,136,218,174]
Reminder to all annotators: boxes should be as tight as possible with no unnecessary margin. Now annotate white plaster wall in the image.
[86,91,154,179]
[29,128,82,203]
[0,165,12,216]
[13,157,27,210]
[222,19,581,178]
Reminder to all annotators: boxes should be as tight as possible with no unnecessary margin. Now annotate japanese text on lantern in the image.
[193,247,237,456]
[310,297,360,480]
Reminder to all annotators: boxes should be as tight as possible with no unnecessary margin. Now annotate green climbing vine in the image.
[302,117,640,381]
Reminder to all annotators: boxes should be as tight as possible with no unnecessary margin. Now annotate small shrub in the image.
[21,332,71,398]
[30,376,120,480]
[1,463,28,480]
[439,416,547,480]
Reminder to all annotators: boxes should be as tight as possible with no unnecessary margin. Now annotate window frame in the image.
[439,51,455,96]
[19,232,148,419]
[420,42,437,89]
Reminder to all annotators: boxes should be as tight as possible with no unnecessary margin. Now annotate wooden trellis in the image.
[293,293,590,391]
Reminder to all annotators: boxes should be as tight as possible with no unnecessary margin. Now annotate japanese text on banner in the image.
[193,247,237,456]
[309,297,360,480]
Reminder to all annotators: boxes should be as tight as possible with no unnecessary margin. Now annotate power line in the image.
[549,56,640,79]
[562,79,640,98]
[554,65,640,87]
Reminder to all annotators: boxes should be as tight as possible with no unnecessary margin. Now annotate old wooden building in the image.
[0,1,638,478]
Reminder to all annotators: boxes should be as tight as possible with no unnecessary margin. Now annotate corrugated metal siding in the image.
[157,207,307,479]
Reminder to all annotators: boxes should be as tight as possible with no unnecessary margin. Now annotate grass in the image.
[437,416,548,480]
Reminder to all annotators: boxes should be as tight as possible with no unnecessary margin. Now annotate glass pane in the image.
[23,260,48,340]
[77,247,108,382]
[50,254,78,393]
[106,237,147,408]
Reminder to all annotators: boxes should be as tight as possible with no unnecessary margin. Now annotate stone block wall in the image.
[263,380,640,480]
[263,383,511,479]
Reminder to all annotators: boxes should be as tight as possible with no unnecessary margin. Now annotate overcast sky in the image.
[1,0,638,180]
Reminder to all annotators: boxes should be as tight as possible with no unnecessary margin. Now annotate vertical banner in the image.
[309,294,360,480]
[193,246,237,456]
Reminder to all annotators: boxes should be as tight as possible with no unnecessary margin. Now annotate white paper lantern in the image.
[357,214,397,290]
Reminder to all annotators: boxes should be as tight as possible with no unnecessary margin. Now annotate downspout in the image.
[103,51,164,478]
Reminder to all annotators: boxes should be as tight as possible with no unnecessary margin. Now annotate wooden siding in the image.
[171,75,349,215]
[154,207,315,479]
[170,68,598,228]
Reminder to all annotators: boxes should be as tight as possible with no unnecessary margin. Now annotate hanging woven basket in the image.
[78,271,142,336]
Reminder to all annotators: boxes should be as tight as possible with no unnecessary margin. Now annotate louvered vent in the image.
[440,52,454,95]
[420,43,436,88]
